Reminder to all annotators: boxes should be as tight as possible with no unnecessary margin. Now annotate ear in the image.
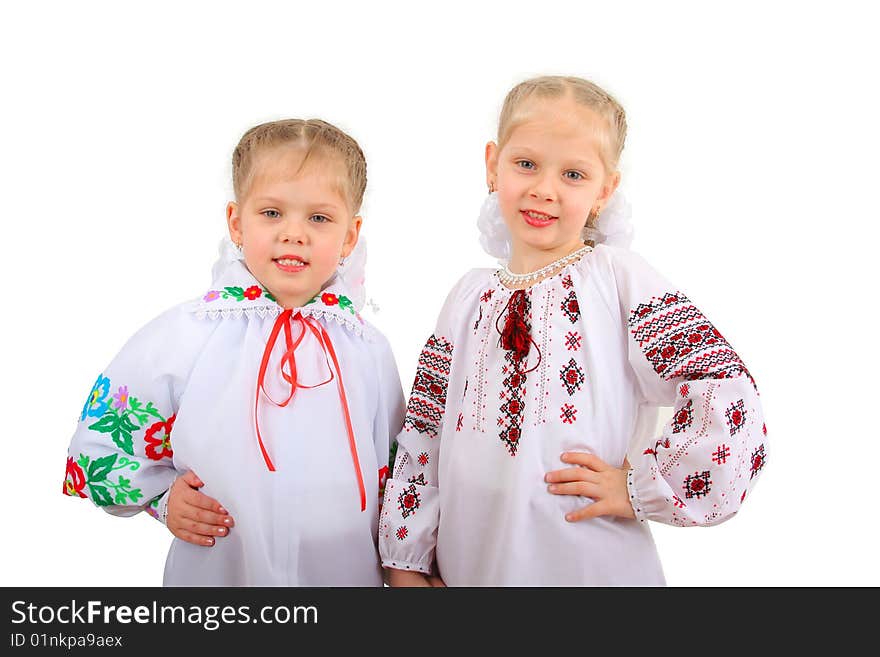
[341,215,363,258]
[226,202,243,245]
[485,141,499,190]
[597,171,621,208]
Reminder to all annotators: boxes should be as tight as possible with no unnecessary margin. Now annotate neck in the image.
[507,238,587,274]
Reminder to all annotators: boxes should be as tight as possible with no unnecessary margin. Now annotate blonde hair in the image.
[497,75,627,173]
[232,118,367,212]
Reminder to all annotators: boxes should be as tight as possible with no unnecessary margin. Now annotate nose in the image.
[528,173,556,203]
[279,217,307,244]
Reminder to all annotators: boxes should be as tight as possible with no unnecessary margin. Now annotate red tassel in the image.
[498,290,531,360]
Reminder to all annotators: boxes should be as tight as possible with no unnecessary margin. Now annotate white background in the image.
[2,0,877,587]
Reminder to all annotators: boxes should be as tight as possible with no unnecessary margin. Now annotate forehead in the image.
[504,97,608,162]
[245,145,351,207]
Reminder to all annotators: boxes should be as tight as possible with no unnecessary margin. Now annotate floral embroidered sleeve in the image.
[612,250,768,527]
[63,306,201,520]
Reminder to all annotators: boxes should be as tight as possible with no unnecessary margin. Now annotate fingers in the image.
[173,528,217,547]
[565,501,608,523]
[182,487,231,517]
[559,452,611,471]
[547,481,601,498]
[545,467,600,484]
[180,470,205,488]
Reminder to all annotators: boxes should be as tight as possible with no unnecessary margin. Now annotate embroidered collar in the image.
[191,260,370,337]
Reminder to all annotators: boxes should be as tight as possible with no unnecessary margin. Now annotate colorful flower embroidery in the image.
[68,453,143,506]
[243,285,262,300]
[86,376,167,457]
[111,385,129,411]
[396,526,408,541]
[144,415,175,460]
[63,457,87,498]
[417,452,429,467]
[203,285,275,303]
[306,291,358,316]
[81,375,111,421]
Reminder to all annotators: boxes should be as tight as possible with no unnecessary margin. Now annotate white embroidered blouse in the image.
[379,244,767,586]
[63,257,405,586]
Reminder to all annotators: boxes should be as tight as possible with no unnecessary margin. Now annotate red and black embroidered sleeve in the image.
[401,334,454,439]
[617,251,767,528]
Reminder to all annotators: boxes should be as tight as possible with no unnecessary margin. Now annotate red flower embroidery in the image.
[321,293,339,305]
[378,466,389,494]
[63,457,87,498]
[144,415,175,460]
[243,285,263,300]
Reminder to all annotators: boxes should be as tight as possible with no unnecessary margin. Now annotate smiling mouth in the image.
[520,209,558,227]
[274,256,309,272]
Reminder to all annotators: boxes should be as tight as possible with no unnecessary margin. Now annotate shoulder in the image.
[124,298,215,350]
[574,244,667,292]
[444,267,495,308]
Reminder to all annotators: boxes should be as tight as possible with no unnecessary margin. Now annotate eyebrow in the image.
[252,197,346,213]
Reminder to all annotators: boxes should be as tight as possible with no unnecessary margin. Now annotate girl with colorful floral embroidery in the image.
[64,119,404,586]
[380,76,768,586]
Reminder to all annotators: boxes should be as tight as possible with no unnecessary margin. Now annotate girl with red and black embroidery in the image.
[380,76,767,586]
[63,119,405,586]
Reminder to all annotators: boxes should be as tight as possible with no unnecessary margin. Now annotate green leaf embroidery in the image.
[127,397,150,425]
[77,454,90,469]
[143,402,165,422]
[223,286,245,301]
[118,476,130,488]
[127,487,143,504]
[89,484,113,506]
[88,454,118,482]
[120,414,139,433]
[88,412,120,434]
[263,289,276,302]
[110,428,134,456]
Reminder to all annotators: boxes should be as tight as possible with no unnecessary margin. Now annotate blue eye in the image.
[516,160,536,170]
[262,209,281,219]
[564,171,584,181]
[310,214,330,223]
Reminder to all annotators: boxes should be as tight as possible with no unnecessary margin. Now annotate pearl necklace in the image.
[498,245,593,287]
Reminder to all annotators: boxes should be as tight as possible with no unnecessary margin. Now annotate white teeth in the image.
[526,211,553,220]
[277,258,306,266]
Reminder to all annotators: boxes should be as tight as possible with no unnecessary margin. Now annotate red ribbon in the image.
[254,309,367,512]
